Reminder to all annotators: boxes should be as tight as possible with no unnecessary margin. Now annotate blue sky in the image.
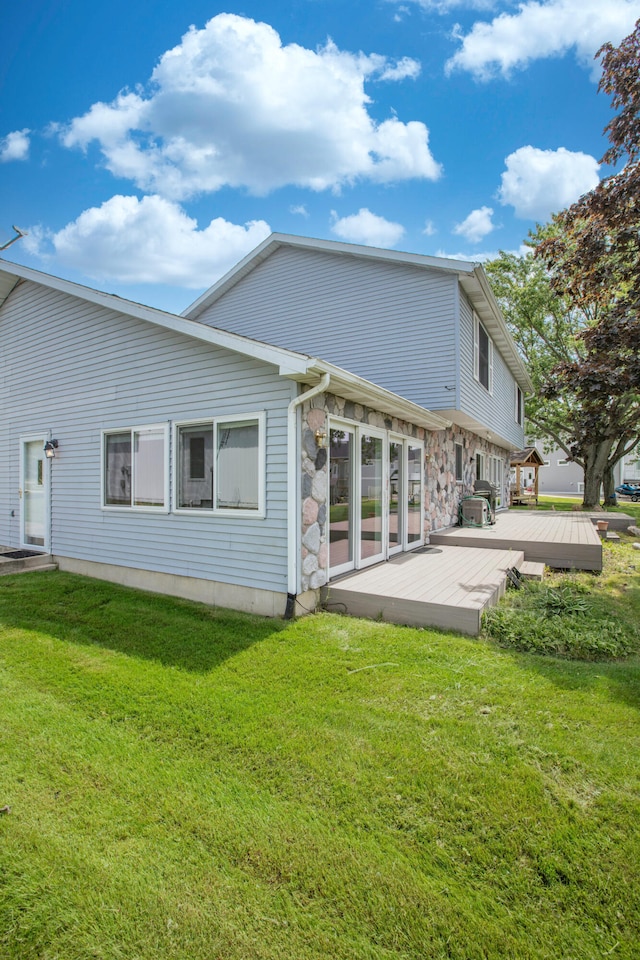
[1,0,638,313]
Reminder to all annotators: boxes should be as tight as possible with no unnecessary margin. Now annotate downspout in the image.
[285,371,330,619]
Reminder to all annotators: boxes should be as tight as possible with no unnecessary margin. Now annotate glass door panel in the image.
[360,433,384,565]
[407,444,423,545]
[388,440,403,555]
[23,440,46,547]
[329,428,355,574]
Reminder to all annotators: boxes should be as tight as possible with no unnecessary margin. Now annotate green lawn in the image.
[1,571,639,959]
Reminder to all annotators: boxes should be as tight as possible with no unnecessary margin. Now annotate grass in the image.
[483,525,640,660]
[0,571,639,958]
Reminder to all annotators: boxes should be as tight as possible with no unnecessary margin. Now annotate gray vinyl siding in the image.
[0,280,293,591]
[459,293,524,449]
[197,246,459,410]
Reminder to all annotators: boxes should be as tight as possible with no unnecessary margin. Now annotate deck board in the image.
[323,545,524,635]
[429,511,602,571]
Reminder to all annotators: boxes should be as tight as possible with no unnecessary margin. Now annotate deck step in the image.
[605,531,621,543]
[517,560,545,581]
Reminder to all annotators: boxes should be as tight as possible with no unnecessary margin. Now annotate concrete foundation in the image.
[54,556,290,618]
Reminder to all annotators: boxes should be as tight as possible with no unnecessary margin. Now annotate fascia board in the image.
[0,258,313,376]
[305,359,452,432]
[182,232,479,320]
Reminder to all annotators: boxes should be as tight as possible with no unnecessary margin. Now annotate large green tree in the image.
[533,20,640,506]
[486,243,639,507]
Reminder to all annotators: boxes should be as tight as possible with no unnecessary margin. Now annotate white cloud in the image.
[498,146,600,219]
[453,205,495,242]
[26,195,270,287]
[0,129,30,162]
[422,219,437,236]
[446,0,640,79]
[289,204,309,217]
[330,208,405,247]
[61,14,439,200]
[434,245,530,262]
[390,0,497,13]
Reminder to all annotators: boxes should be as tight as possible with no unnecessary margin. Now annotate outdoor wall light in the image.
[314,429,327,448]
[44,439,59,459]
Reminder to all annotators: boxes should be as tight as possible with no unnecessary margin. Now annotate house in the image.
[528,441,640,497]
[0,234,532,617]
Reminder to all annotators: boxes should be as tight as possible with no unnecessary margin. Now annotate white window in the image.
[515,384,524,426]
[473,314,494,393]
[174,412,265,517]
[102,425,169,511]
[557,458,569,467]
[475,452,485,481]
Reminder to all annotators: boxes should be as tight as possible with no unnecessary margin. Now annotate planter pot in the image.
[596,520,609,533]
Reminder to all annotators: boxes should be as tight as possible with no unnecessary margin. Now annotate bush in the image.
[482,582,638,661]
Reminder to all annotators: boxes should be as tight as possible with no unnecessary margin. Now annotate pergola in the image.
[510,447,545,505]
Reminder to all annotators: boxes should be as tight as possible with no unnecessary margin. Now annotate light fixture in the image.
[44,439,58,459]
[469,456,476,463]
[314,429,327,448]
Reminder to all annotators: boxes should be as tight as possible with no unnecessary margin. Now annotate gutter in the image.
[285,372,331,617]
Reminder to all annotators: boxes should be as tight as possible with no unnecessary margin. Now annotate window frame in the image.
[172,412,266,519]
[515,384,524,426]
[473,313,494,394]
[455,442,464,483]
[101,423,170,513]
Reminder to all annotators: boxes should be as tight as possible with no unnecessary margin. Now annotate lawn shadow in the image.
[0,571,288,674]
[503,647,640,714]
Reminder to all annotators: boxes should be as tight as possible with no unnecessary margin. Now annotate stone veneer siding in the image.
[299,393,510,595]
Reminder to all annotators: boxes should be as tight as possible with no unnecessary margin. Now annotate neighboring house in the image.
[529,441,640,496]
[0,234,531,617]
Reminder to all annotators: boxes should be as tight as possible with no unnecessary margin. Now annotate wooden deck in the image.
[430,510,602,571]
[322,545,525,636]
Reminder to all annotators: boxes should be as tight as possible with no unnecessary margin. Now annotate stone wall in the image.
[299,392,510,595]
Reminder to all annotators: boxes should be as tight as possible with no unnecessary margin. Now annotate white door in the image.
[20,438,48,550]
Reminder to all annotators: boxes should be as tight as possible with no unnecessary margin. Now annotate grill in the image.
[473,480,498,523]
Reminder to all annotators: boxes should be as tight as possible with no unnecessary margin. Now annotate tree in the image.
[486,244,639,507]
[534,20,640,506]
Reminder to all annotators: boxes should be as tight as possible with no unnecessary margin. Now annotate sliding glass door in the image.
[329,423,425,575]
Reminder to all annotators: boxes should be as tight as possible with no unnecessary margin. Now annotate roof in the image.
[0,257,451,432]
[183,232,534,394]
[510,447,546,467]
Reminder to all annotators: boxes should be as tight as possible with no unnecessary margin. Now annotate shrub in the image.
[482,582,638,661]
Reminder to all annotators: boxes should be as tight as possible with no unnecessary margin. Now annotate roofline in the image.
[0,257,314,376]
[305,359,452,432]
[182,232,479,319]
[0,256,451,431]
[182,232,533,393]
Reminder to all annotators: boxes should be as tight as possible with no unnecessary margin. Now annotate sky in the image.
[1,0,639,314]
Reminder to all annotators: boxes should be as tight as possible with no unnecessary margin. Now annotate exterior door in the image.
[359,430,385,568]
[329,426,356,576]
[21,438,48,550]
[329,423,424,576]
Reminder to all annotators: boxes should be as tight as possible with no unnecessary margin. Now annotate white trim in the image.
[101,423,170,513]
[515,383,524,426]
[455,442,464,483]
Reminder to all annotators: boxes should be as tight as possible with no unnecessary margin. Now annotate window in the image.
[103,425,168,510]
[455,443,464,482]
[215,417,261,512]
[473,314,493,393]
[475,452,485,481]
[177,423,214,509]
[515,385,524,425]
[174,413,265,516]
[557,458,569,467]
